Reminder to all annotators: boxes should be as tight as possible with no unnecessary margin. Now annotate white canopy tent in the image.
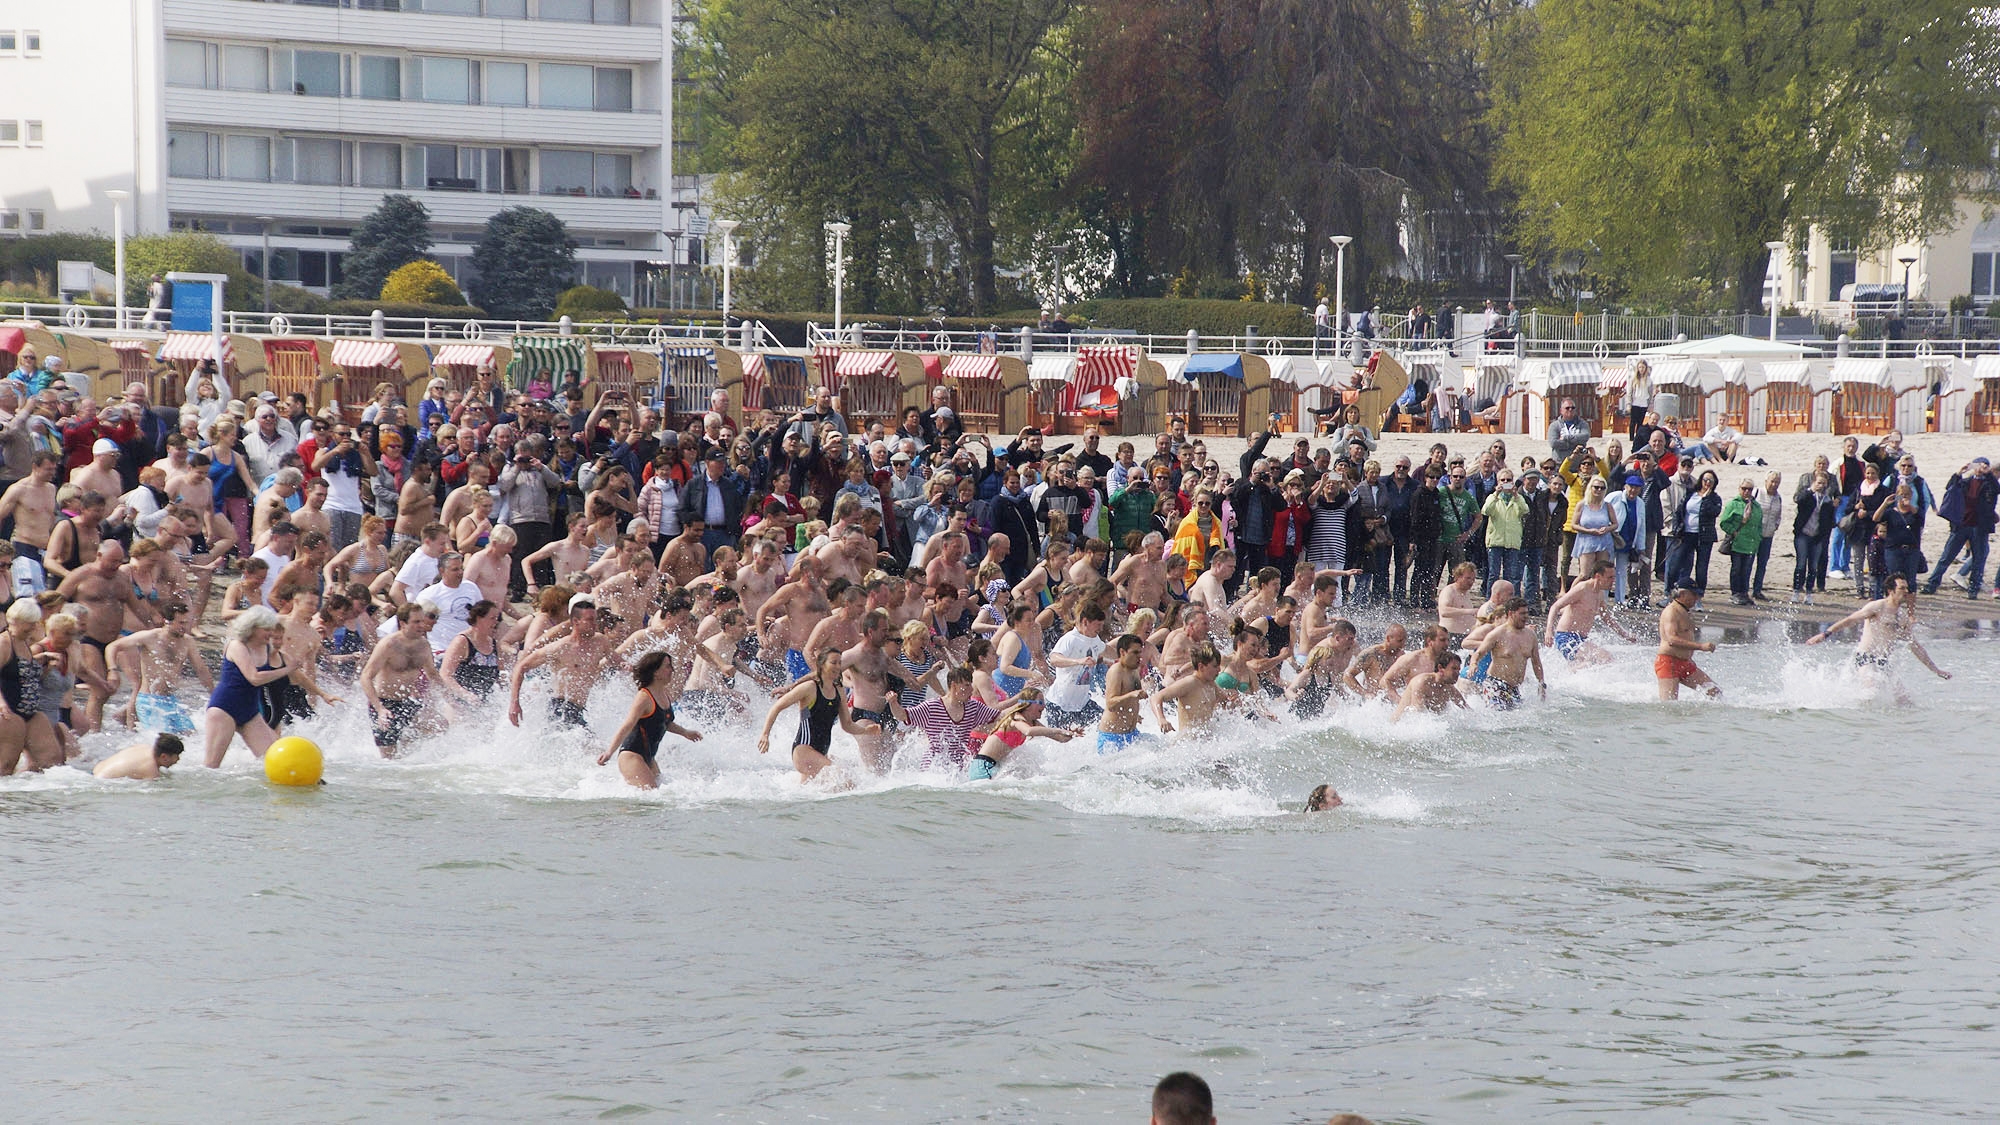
[1633,333,1821,359]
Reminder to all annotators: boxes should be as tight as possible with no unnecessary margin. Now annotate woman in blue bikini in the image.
[202,607,295,768]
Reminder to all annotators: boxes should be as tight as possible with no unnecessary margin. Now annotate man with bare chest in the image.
[0,453,60,587]
[841,610,911,772]
[660,518,711,588]
[522,512,593,599]
[507,597,622,733]
[463,525,518,614]
[107,603,212,733]
[60,540,157,727]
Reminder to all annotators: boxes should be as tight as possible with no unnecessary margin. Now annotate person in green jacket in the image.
[1719,478,1763,605]
[1438,468,1480,572]
[1479,470,1531,595]
[1105,474,1158,558]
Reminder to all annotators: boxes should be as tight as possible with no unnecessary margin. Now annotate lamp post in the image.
[1503,252,1521,306]
[1051,239,1072,318]
[825,220,851,334]
[105,189,130,330]
[1897,254,1917,318]
[1329,235,1353,350]
[715,218,739,336]
[259,215,277,315]
[1764,240,1786,342]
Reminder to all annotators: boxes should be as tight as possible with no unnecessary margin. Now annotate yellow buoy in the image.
[264,736,324,786]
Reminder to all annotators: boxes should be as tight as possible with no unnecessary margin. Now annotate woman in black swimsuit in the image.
[596,649,702,789]
[440,600,505,700]
[0,599,61,774]
[755,648,879,782]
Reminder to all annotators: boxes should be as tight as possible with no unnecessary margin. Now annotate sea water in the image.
[5,636,1998,1120]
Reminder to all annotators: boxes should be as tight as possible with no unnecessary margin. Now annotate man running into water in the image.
[362,604,472,756]
[1096,633,1155,754]
[1151,644,1225,735]
[1391,652,1469,722]
[1343,622,1406,696]
[1378,624,1452,701]
[506,594,622,732]
[107,603,212,734]
[910,665,999,775]
[1471,597,1545,707]
[1807,573,1950,701]
[1655,583,1720,700]
[92,733,185,780]
[1543,559,1636,665]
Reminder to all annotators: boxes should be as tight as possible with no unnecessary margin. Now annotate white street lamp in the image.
[106,189,130,330]
[1503,252,1522,307]
[259,215,277,315]
[1329,235,1353,350]
[825,221,852,334]
[715,218,740,338]
[1765,240,1787,342]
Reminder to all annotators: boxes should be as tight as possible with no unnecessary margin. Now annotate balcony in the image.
[166,87,664,148]
[166,177,669,235]
[164,0,668,64]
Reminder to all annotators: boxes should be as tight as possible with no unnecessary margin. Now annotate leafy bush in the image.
[124,233,259,309]
[553,285,628,320]
[380,260,466,306]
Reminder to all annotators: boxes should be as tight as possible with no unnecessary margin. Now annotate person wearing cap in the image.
[243,401,299,483]
[1604,472,1649,604]
[678,448,745,563]
[69,437,126,504]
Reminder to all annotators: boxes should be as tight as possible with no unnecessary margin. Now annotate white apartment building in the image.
[0,0,702,304]
[1772,199,2000,315]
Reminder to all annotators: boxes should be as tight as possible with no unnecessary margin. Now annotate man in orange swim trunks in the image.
[1655,583,1720,700]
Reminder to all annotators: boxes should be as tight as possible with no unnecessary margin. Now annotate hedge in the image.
[326,299,490,320]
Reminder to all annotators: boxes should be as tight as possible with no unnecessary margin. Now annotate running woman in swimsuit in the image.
[597,649,702,789]
[201,607,295,768]
[964,686,1075,779]
[756,648,880,781]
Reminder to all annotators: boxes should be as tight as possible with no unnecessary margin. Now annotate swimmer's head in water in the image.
[154,734,185,762]
[1304,784,1342,812]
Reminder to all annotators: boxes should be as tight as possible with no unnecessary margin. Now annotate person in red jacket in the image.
[61,399,139,474]
[1266,472,1314,586]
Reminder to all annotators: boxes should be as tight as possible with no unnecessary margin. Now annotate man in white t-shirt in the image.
[1042,604,1109,730]
[390,522,450,606]
[311,419,375,551]
[415,551,480,653]
[250,521,299,607]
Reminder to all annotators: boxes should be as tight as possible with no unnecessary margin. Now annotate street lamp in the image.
[259,215,277,315]
[715,218,739,337]
[1329,235,1353,349]
[1503,252,1522,307]
[1897,254,1917,318]
[1764,240,1786,342]
[824,220,851,333]
[105,189,130,330]
[1051,239,1072,318]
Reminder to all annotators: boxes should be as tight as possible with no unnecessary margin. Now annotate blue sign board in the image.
[171,281,215,333]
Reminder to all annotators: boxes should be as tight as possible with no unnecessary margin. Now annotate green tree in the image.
[691,0,1076,313]
[124,233,258,309]
[552,284,627,320]
[380,259,465,305]
[336,194,434,300]
[468,208,577,320]
[1492,0,2000,307]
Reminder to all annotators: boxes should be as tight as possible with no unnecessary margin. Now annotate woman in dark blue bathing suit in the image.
[597,649,702,789]
[755,648,879,782]
[0,600,62,775]
[202,607,294,768]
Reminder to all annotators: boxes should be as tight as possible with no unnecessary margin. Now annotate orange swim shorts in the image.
[1653,653,1700,682]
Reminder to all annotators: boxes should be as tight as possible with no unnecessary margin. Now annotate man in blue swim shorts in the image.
[1096,633,1153,753]
[1541,559,1635,666]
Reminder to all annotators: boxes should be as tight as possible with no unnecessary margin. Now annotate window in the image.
[358,142,402,187]
[23,31,40,55]
[585,260,632,297]
[501,147,530,193]
[421,0,480,11]
[0,212,16,231]
[0,121,17,145]
[222,45,268,91]
[166,40,216,88]
[539,63,592,109]
[1975,253,1999,299]
[592,152,632,194]
[358,55,401,100]
[540,0,590,20]
[168,129,217,177]
[488,0,527,15]
[224,135,270,181]
[485,61,527,106]
[0,32,15,52]
[593,0,630,24]
[540,149,591,194]
[279,49,341,96]
[26,211,42,232]
[292,137,347,185]
[594,67,632,111]
[24,121,40,146]
[416,56,476,104]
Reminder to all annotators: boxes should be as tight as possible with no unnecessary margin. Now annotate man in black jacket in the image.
[1230,430,1281,595]
[1924,458,1999,597]
[679,450,746,563]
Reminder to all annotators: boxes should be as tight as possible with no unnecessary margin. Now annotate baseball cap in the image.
[568,594,597,612]
[1624,474,1643,487]
[92,438,119,457]
[936,406,956,419]
[705,449,726,462]
[258,390,279,403]
[1975,457,1991,467]
[890,451,911,463]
